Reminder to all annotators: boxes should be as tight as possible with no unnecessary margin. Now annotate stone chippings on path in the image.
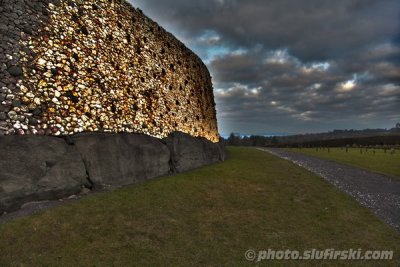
[261,148,400,232]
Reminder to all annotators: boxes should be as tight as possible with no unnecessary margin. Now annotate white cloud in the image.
[265,49,297,65]
[340,80,356,91]
[302,62,331,73]
[276,105,296,114]
[308,83,322,90]
[293,111,317,121]
[336,75,358,92]
[215,83,262,98]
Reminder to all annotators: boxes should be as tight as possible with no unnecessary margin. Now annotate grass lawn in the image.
[285,147,400,178]
[0,147,399,266]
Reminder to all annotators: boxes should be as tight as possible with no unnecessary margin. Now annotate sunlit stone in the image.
[2,0,219,142]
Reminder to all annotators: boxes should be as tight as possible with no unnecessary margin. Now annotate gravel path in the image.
[259,148,400,232]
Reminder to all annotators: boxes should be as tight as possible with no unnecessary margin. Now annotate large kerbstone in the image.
[218,141,228,162]
[72,133,171,188]
[0,136,87,213]
[164,132,225,173]
[0,132,225,215]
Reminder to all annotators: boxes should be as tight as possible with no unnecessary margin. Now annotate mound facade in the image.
[0,0,219,142]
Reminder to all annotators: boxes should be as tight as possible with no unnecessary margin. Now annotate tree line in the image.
[224,128,400,147]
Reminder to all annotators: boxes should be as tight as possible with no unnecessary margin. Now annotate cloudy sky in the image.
[131,0,400,136]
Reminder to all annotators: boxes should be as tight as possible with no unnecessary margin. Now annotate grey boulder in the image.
[0,136,87,213]
[164,132,225,173]
[72,133,171,189]
[0,132,225,214]
[7,66,23,77]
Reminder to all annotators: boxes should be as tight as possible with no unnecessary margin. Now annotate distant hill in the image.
[224,127,400,147]
[275,128,400,144]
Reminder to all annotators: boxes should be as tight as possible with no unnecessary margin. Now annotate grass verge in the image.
[285,147,400,178]
[0,147,399,266]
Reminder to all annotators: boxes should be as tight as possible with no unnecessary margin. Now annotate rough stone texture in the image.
[0,132,225,215]
[7,66,23,77]
[218,141,228,162]
[165,132,225,173]
[0,135,87,213]
[0,0,223,214]
[0,0,219,142]
[72,133,171,189]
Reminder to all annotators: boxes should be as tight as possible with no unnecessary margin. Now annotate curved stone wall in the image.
[0,132,227,214]
[0,0,219,142]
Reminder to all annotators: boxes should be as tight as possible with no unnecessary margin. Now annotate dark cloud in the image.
[131,0,400,135]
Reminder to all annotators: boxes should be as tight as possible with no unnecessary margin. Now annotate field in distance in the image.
[285,147,400,179]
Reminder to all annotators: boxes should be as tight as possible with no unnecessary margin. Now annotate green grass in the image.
[0,147,399,266]
[285,147,400,178]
